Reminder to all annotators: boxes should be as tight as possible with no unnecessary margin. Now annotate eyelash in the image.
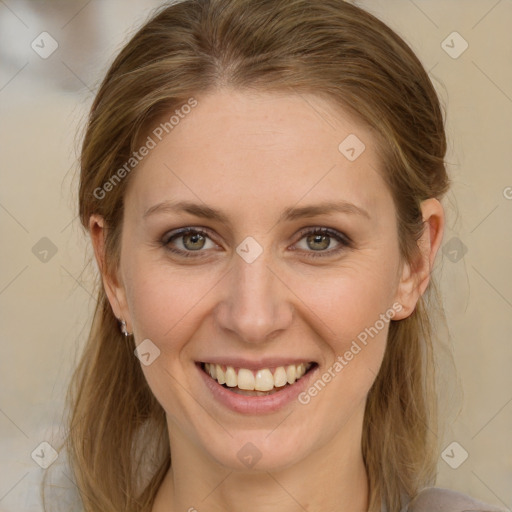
[161,226,352,259]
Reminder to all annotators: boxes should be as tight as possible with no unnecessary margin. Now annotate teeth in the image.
[216,364,225,385]
[255,369,274,391]
[238,368,255,390]
[273,366,288,387]
[286,364,296,384]
[225,366,237,387]
[204,362,312,390]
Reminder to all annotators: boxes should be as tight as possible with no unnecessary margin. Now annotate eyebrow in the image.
[143,199,370,224]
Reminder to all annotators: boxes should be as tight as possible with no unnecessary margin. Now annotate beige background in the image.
[0,0,511,510]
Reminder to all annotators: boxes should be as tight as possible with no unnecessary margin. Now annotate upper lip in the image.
[197,357,317,370]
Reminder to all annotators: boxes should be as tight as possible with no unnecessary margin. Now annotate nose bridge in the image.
[215,242,292,343]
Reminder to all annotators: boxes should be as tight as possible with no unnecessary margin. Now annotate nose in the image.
[214,243,294,345]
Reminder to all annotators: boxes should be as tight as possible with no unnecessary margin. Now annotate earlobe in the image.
[393,198,445,320]
[89,214,131,329]
[393,259,418,320]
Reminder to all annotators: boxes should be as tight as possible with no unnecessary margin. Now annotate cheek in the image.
[123,252,212,342]
[294,259,399,349]
[122,259,217,425]
[295,264,394,436]
[289,254,400,415]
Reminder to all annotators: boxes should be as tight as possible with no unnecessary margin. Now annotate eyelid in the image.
[161,226,214,245]
[294,226,352,246]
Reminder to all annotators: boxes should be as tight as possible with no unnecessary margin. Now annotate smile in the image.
[200,361,316,396]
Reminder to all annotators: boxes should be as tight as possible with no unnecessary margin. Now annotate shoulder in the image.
[405,486,509,512]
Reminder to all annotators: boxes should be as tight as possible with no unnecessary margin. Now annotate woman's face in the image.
[103,89,421,471]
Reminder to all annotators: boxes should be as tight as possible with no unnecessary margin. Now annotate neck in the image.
[152,412,369,512]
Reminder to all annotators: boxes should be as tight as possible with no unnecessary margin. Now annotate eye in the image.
[162,228,217,257]
[161,226,352,259]
[293,227,351,258]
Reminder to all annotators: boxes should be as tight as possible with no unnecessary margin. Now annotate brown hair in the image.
[44,0,449,510]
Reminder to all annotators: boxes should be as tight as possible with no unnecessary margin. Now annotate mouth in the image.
[199,361,318,397]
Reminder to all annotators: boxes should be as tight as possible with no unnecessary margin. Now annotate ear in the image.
[89,214,132,332]
[393,198,445,320]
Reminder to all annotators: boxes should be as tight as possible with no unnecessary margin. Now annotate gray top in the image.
[393,487,509,512]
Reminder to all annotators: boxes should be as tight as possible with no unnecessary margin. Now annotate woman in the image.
[44,0,508,511]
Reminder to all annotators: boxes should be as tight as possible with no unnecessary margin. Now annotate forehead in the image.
[124,89,391,222]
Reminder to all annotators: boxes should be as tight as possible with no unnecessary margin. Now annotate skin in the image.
[90,89,444,512]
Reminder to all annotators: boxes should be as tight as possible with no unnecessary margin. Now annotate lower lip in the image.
[196,363,318,414]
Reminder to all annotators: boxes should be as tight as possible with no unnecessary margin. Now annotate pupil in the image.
[185,232,204,250]
[308,234,329,251]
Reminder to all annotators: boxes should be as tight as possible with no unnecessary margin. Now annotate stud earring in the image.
[119,319,133,337]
